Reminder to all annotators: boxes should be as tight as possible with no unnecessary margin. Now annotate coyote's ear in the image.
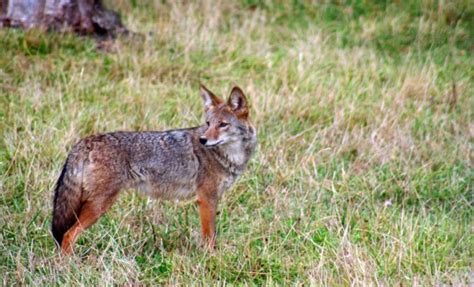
[228,86,249,119]
[200,84,223,110]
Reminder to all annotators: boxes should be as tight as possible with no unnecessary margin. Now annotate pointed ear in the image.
[200,84,223,109]
[228,86,249,119]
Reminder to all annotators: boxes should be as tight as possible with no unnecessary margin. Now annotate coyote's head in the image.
[199,85,253,147]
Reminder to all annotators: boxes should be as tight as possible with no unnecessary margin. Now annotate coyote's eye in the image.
[219,122,229,128]
[206,121,210,126]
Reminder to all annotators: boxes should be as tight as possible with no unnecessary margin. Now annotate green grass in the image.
[1,0,472,285]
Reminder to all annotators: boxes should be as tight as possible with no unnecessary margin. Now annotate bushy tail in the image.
[51,160,83,247]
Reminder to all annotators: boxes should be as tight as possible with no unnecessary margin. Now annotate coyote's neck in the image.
[212,126,256,176]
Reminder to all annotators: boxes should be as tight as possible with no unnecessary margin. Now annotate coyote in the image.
[51,85,257,254]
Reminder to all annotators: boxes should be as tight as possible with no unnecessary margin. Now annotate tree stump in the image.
[0,0,128,38]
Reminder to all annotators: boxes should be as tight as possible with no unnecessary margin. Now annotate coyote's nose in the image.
[199,137,207,145]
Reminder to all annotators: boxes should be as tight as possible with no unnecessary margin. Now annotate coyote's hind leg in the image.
[61,191,120,255]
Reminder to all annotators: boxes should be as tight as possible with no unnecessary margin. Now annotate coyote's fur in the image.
[52,85,257,254]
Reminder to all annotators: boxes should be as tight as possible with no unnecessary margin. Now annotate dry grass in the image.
[1,0,472,285]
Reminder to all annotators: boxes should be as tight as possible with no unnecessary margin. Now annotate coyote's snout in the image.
[52,85,257,254]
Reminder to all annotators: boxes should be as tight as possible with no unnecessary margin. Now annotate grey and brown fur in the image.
[52,85,257,254]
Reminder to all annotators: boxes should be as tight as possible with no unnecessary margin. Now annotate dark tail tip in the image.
[52,224,65,247]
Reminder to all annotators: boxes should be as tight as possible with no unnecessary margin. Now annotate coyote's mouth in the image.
[205,140,224,147]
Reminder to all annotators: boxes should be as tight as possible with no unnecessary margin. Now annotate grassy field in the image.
[1,0,472,285]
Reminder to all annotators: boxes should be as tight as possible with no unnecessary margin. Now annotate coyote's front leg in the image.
[197,186,218,249]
